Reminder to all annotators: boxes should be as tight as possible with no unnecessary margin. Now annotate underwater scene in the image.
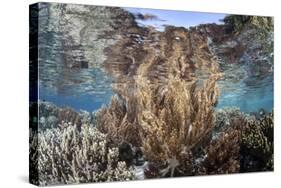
[29,2,274,186]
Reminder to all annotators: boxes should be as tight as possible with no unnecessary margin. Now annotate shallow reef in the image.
[31,3,274,185]
[31,102,274,183]
[241,112,274,172]
[30,123,135,186]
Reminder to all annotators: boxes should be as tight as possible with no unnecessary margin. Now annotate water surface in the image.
[38,5,273,113]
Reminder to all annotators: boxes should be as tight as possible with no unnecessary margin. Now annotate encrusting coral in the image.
[31,122,135,186]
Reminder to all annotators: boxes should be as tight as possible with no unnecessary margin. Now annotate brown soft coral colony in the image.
[197,117,244,175]
[97,22,224,177]
[138,76,220,177]
[96,14,273,178]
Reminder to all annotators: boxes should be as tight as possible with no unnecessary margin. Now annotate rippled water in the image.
[217,75,273,113]
[38,3,117,111]
[37,3,273,113]
[38,30,114,111]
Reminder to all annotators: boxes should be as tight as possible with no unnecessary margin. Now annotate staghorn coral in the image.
[241,112,274,172]
[32,123,135,186]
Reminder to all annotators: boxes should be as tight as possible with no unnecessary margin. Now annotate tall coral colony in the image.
[29,2,274,186]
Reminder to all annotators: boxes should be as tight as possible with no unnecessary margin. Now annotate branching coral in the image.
[241,112,274,172]
[29,128,39,185]
[38,102,73,130]
[32,123,135,186]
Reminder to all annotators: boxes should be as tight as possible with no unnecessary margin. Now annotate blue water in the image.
[39,67,113,112]
[39,66,273,113]
[40,87,111,111]
[216,75,273,113]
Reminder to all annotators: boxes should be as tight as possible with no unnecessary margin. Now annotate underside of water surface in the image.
[36,3,273,113]
[29,2,274,186]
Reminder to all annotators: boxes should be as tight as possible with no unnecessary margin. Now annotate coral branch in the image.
[31,123,135,185]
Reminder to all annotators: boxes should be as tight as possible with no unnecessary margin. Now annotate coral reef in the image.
[241,112,274,172]
[36,101,97,130]
[213,107,254,132]
[98,17,224,146]
[95,11,274,178]
[138,76,219,177]
[29,128,39,185]
[195,117,244,175]
[95,95,141,146]
[31,4,274,185]
[214,107,244,131]
[31,123,135,186]
[97,58,221,178]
